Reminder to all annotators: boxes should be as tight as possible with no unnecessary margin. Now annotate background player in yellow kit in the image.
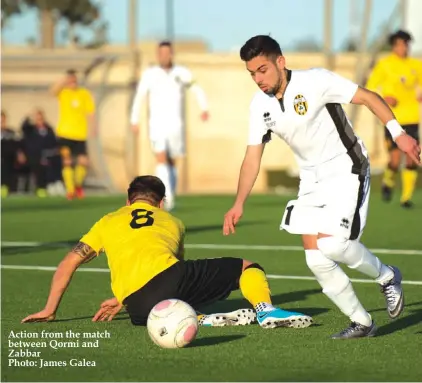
[366,30,422,208]
[50,70,96,200]
[21,176,312,329]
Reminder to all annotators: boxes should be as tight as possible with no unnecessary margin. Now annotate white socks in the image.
[156,164,178,211]
[156,164,173,203]
[348,240,394,283]
[317,237,394,282]
[169,165,177,194]
[305,249,372,327]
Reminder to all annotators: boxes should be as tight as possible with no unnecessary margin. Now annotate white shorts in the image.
[280,155,370,240]
[150,135,185,158]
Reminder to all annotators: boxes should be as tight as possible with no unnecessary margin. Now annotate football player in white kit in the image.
[130,41,209,211]
[223,36,421,339]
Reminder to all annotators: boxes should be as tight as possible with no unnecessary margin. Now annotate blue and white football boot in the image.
[198,309,256,327]
[256,307,313,329]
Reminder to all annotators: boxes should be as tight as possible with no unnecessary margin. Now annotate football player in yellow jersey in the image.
[21,175,313,329]
[50,70,96,200]
[366,30,422,208]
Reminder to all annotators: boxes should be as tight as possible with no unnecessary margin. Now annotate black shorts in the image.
[58,138,87,157]
[123,257,243,326]
[385,124,420,151]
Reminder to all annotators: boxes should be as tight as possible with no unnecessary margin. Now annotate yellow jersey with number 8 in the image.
[80,202,184,303]
[56,88,95,141]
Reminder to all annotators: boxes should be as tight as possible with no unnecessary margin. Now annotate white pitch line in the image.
[186,243,422,255]
[2,264,422,285]
[1,265,109,273]
[2,241,422,256]
[266,274,422,286]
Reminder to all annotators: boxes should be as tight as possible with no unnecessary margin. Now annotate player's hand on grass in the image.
[92,297,123,322]
[396,134,421,165]
[223,204,243,235]
[21,309,56,323]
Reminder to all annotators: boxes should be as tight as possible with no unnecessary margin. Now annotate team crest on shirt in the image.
[293,94,308,116]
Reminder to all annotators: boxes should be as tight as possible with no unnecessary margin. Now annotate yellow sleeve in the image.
[366,61,385,93]
[84,90,96,114]
[179,218,186,235]
[79,218,104,254]
[381,83,396,98]
[58,89,65,101]
[177,220,186,260]
[416,60,422,88]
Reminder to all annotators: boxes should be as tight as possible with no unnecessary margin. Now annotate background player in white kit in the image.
[130,41,209,211]
[223,35,421,339]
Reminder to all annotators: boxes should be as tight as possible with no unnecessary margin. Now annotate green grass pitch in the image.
[1,191,422,382]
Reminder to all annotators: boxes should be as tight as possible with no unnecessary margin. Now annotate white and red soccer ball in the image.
[147,299,198,349]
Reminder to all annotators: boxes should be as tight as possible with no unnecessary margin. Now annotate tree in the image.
[1,0,22,29]
[342,38,358,52]
[293,38,322,53]
[2,0,99,48]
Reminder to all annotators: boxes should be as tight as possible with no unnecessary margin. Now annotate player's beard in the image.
[161,60,173,69]
[266,70,284,96]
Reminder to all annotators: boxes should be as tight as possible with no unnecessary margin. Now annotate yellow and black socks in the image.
[1,185,9,198]
[197,313,206,326]
[401,167,418,203]
[239,264,273,311]
[74,164,87,188]
[62,166,75,195]
[382,165,397,189]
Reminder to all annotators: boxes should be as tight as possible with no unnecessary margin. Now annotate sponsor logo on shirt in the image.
[340,218,350,229]
[263,112,275,128]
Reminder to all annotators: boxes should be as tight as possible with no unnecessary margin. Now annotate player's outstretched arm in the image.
[130,72,150,134]
[351,86,421,165]
[190,83,209,121]
[223,144,265,235]
[21,242,97,323]
[176,240,185,261]
[49,77,67,97]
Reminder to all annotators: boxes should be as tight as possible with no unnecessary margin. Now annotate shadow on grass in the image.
[376,307,422,337]
[369,300,422,314]
[1,240,79,256]
[2,219,265,256]
[52,312,130,323]
[49,289,326,325]
[186,220,265,234]
[189,334,246,348]
[2,197,120,213]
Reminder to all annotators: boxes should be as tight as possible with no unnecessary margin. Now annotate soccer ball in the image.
[147,299,198,349]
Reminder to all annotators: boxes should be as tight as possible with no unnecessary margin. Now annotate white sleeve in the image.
[315,68,359,104]
[182,68,208,111]
[248,99,269,146]
[190,84,208,111]
[130,71,150,125]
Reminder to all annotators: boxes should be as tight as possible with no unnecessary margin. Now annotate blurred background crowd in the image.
[1,0,421,201]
